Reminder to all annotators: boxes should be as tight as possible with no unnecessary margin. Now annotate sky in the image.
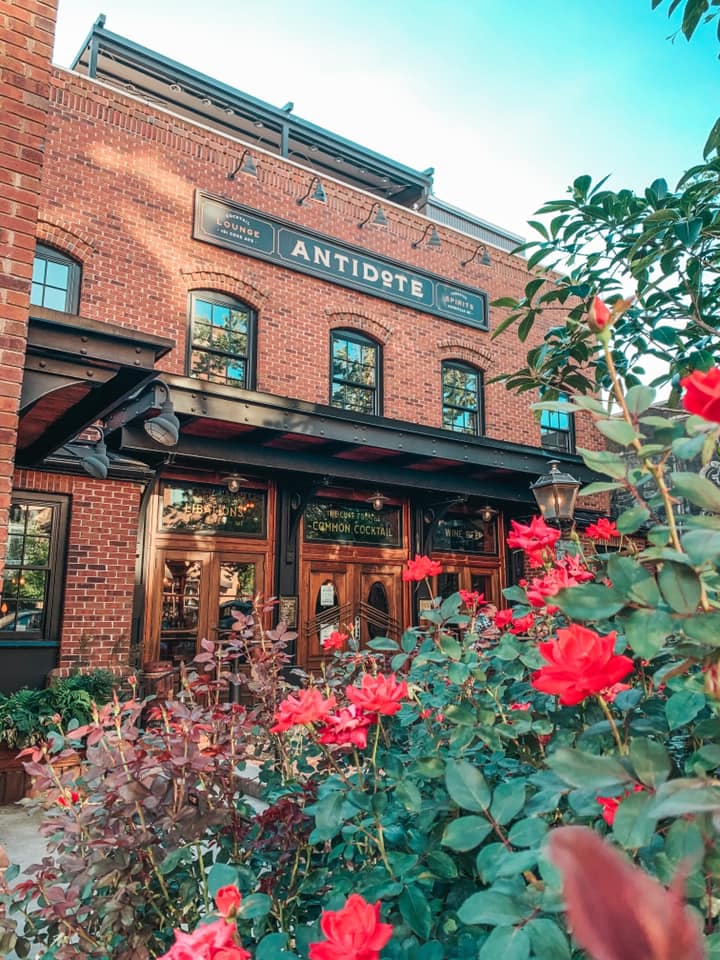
[51,0,719,240]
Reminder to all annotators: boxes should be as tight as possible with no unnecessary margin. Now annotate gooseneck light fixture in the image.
[530,460,581,527]
[227,149,258,179]
[143,382,180,447]
[461,243,492,268]
[412,222,442,249]
[358,202,388,229]
[296,176,327,205]
[79,426,110,480]
[367,491,389,512]
[221,473,248,495]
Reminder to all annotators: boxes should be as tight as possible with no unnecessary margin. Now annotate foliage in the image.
[0,669,116,749]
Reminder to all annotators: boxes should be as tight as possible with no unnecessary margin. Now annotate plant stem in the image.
[596,694,627,755]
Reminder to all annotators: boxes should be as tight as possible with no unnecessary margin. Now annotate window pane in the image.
[43,286,67,311]
[32,258,46,283]
[193,299,212,322]
[212,304,230,328]
[190,295,252,388]
[45,261,69,288]
[442,363,480,434]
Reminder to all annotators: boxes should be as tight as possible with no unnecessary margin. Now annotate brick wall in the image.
[40,68,603,455]
[0,0,57,576]
[14,468,143,675]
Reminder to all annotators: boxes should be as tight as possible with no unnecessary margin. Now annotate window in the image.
[540,392,575,453]
[442,361,483,434]
[30,244,81,312]
[0,494,69,642]
[188,291,256,388]
[330,330,381,415]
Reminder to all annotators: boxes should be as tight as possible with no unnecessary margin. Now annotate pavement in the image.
[0,801,46,879]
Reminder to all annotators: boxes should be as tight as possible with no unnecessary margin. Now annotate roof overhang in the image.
[18,306,174,467]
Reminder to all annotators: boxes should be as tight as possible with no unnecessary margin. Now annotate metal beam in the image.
[121,426,537,502]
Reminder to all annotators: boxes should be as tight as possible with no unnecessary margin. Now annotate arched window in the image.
[31,244,81,313]
[330,329,381,415]
[441,360,483,435]
[188,291,256,388]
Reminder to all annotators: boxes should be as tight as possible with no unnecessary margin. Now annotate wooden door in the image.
[358,565,402,648]
[301,563,350,672]
[213,553,265,644]
[154,550,211,665]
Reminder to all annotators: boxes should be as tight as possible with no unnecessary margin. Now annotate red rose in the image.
[509,702,532,711]
[309,893,393,960]
[596,784,644,826]
[270,688,337,733]
[531,624,634,706]
[346,673,408,716]
[158,918,250,960]
[402,555,442,582]
[506,516,561,566]
[322,630,349,651]
[318,706,374,749]
[588,296,611,333]
[215,885,242,918]
[494,609,514,630]
[509,613,536,635]
[586,517,620,541]
[459,589,484,609]
[681,367,720,423]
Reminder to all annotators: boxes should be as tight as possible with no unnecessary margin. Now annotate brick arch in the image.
[36,218,97,262]
[325,311,391,344]
[437,338,492,367]
[179,270,269,311]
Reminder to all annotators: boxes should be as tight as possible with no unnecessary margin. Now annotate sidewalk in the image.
[0,803,46,878]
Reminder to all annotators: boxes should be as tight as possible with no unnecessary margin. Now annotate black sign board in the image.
[303,500,402,547]
[434,515,497,554]
[193,192,489,330]
[160,483,266,536]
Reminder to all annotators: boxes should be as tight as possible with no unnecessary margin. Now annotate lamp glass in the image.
[144,400,180,446]
[530,461,580,523]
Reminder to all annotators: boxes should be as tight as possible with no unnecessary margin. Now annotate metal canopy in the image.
[17,306,174,467]
[116,373,597,502]
[70,17,434,207]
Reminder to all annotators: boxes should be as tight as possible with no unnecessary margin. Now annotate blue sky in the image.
[52,0,718,238]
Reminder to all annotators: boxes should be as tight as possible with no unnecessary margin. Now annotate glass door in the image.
[216,556,264,643]
[158,553,209,664]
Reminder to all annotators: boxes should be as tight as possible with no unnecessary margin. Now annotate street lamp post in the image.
[530,460,581,528]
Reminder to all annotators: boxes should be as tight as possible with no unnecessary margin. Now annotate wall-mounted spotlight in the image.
[79,426,110,480]
[143,382,180,447]
[461,243,492,268]
[412,223,442,249]
[227,149,258,179]
[297,176,327,205]
[367,491,389,512]
[221,473,248,494]
[358,202,388,229]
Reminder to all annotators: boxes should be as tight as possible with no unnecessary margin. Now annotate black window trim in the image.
[441,358,484,436]
[0,492,70,646]
[329,328,383,416]
[186,289,257,390]
[31,243,81,314]
[539,390,576,454]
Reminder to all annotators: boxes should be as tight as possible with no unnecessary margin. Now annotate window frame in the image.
[186,290,257,390]
[30,244,81,314]
[329,328,382,416]
[0,492,70,645]
[441,359,484,436]
[539,391,575,454]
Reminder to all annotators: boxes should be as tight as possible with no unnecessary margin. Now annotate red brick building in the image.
[2,15,602,692]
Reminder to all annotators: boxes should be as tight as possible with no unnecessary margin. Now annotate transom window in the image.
[30,244,80,313]
[0,494,69,640]
[540,392,575,453]
[442,361,482,435]
[330,330,381,415]
[188,291,256,388]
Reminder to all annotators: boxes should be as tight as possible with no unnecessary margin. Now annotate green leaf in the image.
[625,385,656,415]
[579,481,624,496]
[399,884,432,940]
[681,530,720,565]
[547,747,632,791]
[671,472,720,513]
[606,554,659,607]
[238,893,272,920]
[479,926,530,960]
[665,691,707,731]
[401,630,419,654]
[438,634,462,660]
[507,817,548,848]
[442,815,492,851]
[684,613,720,647]
[612,790,657,848]
[308,791,346,841]
[490,780,526,824]
[395,780,423,813]
[553,583,625,620]
[650,778,720,818]
[207,862,240,897]
[457,890,528,926]
[616,505,651,534]
[426,849,459,879]
[256,933,293,960]
[595,419,639,445]
[445,759,491,811]
[367,637,399,652]
[577,448,628,480]
[444,702,477,726]
[621,607,673,659]
[658,561,701,614]
[527,919,571,960]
